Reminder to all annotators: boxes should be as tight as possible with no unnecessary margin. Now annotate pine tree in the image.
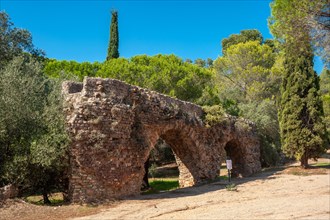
[279,44,327,168]
[106,10,119,60]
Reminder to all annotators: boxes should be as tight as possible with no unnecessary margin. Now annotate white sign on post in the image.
[226,159,232,170]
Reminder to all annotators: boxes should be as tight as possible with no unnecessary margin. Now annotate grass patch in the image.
[216,175,229,181]
[311,162,330,168]
[284,165,329,176]
[142,178,179,195]
[289,170,309,176]
[150,178,179,191]
[225,183,238,191]
[25,193,65,206]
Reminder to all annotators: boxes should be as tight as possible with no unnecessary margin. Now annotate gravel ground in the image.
[73,169,330,220]
[1,155,329,220]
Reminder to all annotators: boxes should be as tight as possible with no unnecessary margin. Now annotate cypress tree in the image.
[279,43,327,168]
[106,10,119,60]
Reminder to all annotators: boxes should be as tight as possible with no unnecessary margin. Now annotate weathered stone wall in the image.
[63,77,261,203]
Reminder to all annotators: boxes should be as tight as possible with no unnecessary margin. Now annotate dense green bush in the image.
[44,59,101,80]
[0,56,69,203]
[202,105,226,127]
[44,54,219,105]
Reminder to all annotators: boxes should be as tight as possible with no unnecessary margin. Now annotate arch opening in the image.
[141,139,178,191]
[159,128,201,188]
[141,127,200,191]
[224,140,245,177]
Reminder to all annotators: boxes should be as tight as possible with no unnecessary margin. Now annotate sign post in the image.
[226,158,232,182]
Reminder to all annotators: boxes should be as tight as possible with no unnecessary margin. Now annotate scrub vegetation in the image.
[0,0,329,205]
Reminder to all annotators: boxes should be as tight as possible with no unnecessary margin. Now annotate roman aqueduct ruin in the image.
[63,77,261,203]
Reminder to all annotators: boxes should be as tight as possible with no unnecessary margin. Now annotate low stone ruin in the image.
[63,77,261,203]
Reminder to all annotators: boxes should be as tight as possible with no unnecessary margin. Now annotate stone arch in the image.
[62,77,261,203]
[160,129,198,187]
[224,139,246,177]
[142,120,212,188]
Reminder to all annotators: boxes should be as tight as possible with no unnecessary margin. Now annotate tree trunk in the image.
[300,153,309,169]
[141,157,150,190]
[43,191,51,204]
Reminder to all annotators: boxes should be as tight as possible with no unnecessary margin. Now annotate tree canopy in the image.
[215,40,276,102]
[221,29,263,54]
[0,11,43,66]
[45,54,219,105]
[214,31,282,166]
[269,0,329,67]
[320,68,330,143]
[0,12,69,203]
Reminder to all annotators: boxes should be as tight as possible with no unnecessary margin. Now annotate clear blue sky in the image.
[0,0,324,73]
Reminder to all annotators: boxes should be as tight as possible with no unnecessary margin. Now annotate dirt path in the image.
[73,166,330,219]
[1,157,329,220]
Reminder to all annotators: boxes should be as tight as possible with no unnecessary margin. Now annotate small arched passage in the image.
[224,140,246,177]
[141,139,177,190]
[142,125,208,189]
[160,129,198,187]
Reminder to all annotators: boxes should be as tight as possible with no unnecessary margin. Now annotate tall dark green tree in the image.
[320,68,330,144]
[106,10,119,60]
[278,45,327,168]
[271,0,328,168]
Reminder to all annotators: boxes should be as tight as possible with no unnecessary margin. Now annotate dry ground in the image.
[1,154,329,220]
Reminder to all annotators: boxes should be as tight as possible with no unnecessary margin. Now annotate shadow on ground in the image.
[125,167,285,201]
[126,150,330,201]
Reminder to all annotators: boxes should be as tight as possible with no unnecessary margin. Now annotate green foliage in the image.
[278,48,327,167]
[320,68,330,94]
[97,54,217,104]
[271,0,328,167]
[149,179,179,192]
[45,54,217,105]
[311,162,330,168]
[239,100,281,166]
[221,29,263,54]
[25,193,65,206]
[44,59,100,80]
[107,10,119,60]
[0,13,69,200]
[150,140,176,165]
[0,56,69,200]
[206,58,214,68]
[269,0,329,66]
[270,0,309,44]
[185,58,192,63]
[202,105,226,127]
[215,40,277,102]
[320,68,330,144]
[239,100,280,145]
[28,77,70,196]
[0,11,44,66]
[0,56,47,186]
[225,183,237,191]
[194,58,206,67]
[148,163,158,179]
[215,30,283,166]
